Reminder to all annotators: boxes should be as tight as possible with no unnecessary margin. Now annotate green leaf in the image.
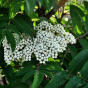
[40,62,61,78]
[36,0,44,8]
[70,5,84,33]
[84,15,88,32]
[9,0,22,18]
[0,85,3,88]
[32,70,44,88]
[7,24,21,37]
[45,71,68,88]
[22,70,35,82]
[65,76,83,88]
[79,38,88,49]
[0,15,8,29]
[83,84,88,88]
[5,30,16,52]
[14,14,36,38]
[36,0,57,11]
[69,45,78,58]
[0,30,5,46]
[3,65,15,83]
[84,1,88,11]
[80,60,88,79]
[40,62,61,72]
[68,49,88,74]
[44,0,57,10]
[12,82,28,88]
[40,70,53,78]
[25,0,36,17]
[16,63,35,77]
[0,7,9,14]
[7,24,21,44]
[0,85,11,88]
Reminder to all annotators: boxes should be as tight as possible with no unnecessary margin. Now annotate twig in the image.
[45,9,56,19]
[58,12,68,22]
[36,6,46,17]
[45,0,68,19]
[76,32,88,41]
[37,0,68,19]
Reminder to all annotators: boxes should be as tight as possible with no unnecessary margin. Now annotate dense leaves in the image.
[68,49,88,74]
[0,0,88,88]
[70,5,84,34]
[65,76,83,88]
[5,30,16,52]
[13,14,36,38]
[25,0,36,17]
[45,71,68,88]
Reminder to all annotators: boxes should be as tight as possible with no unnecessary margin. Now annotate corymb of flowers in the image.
[2,21,76,64]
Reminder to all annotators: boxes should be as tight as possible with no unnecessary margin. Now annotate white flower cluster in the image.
[2,21,76,64]
[2,35,33,64]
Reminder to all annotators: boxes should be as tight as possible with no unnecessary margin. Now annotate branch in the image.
[76,32,88,41]
[36,6,46,17]
[36,0,68,19]
[58,12,69,22]
[45,9,56,19]
[45,0,68,19]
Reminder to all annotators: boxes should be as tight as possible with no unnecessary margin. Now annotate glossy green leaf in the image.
[80,60,88,79]
[65,76,83,88]
[40,70,53,78]
[83,84,88,88]
[12,82,28,88]
[22,70,35,82]
[68,49,88,74]
[0,29,5,46]
[14,14,36,38]
[44,0,57,10]
[7,24,21,39]
[69,45,78,58]
[40,62,61,72]
[25,0,36,17]
[0,15,8,29]
[0,7,9,14]
[84,15,88,32]
[40,62,61,78]
[16,63,35,76]
[79,38,88,49]
[84,1,88,11]
[9,0,22,18]
[5,30,16,52]
[32,70,44,88]
[45,71,68,88]
[3,65,15,83]
[70,5,84,33]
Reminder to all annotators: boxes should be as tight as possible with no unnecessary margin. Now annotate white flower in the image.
[2,20,76,64]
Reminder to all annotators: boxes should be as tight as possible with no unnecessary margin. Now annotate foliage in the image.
[0,0,88,88]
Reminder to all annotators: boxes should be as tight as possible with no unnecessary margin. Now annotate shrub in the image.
[0,0,88,88]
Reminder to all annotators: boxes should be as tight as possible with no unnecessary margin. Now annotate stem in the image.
[37,0,68,19]
[76,32,88,41]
